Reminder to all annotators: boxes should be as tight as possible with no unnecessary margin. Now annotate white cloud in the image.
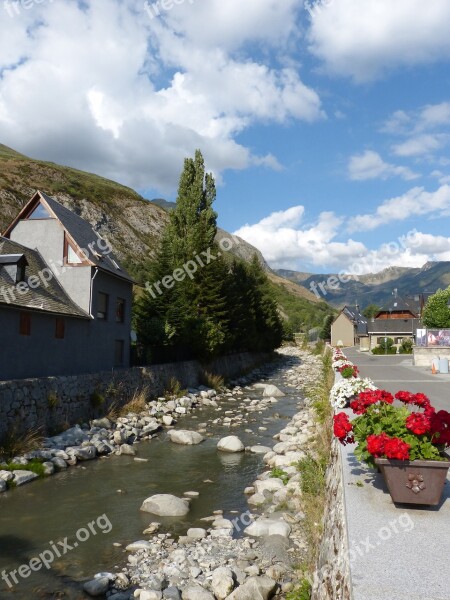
[0,0,323,191]
[348,185,450,232]
[348,150,419,181]
[392,134,449,157]
[307,0,450,82]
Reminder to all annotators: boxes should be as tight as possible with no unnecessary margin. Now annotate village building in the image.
[0,191,133,380]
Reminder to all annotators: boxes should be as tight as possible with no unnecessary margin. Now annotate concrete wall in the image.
[0,351,269,439]
[331,314,354,347]
[413,346,450,367]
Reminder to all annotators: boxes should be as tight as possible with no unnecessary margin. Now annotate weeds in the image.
[2,459,46,478]
[0,426,44,462]
[47,391,59,410]
[270,467,290,485]
[119,387,149,415]
[201,371,225,392]
[90,390,105,410]
[164,377,187,401]
[286,579,312,600]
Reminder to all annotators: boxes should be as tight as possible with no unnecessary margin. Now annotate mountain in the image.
[277,262,450,309]
[0,143,326,329]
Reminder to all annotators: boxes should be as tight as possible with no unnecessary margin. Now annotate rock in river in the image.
[167,430,204,445]
[217,436,245,453]
[141,494,190,517]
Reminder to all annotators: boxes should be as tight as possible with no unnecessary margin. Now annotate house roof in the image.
[367,318,422,334]
[336,306,368,336]
[3,191,134,283]
[375,294,419,318]
[0,237,90,318]
[38,192,134,283]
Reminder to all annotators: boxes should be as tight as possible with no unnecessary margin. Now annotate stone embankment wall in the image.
[413,346,450,367]
[312,438,352,600]
[0,352,270,439]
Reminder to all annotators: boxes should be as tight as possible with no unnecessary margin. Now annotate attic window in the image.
[27,202,53,220]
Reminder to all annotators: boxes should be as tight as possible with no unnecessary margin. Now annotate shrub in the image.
[201,371,225,392]
[119,387,149,415]
[0,426,44,461]
[270,468,290,484]
[372,345,396,355]
[286,579,312,600]
[164,377,187,401]
[90,390,105,409]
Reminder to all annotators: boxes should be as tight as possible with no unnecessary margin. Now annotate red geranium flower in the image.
[366,433,390,457]
[333,413,354,445]
[383,437,411,460]
[406,412,431,435]
[350,389,394,414]
[430,410,450,446]
[395,391,414,404]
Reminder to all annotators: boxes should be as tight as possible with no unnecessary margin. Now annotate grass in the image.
[120,387,149,415]
[0,426,44,462]
[270,467,290,485]
[286,579,312,600]
[164,377,187,401]
[200,371,225,392]
[2,459,46,478]
[293,346,334,583]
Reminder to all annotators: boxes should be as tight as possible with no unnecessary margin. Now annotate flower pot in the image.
[375,454,450,506]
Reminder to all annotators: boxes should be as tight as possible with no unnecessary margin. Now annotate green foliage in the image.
[164,377,187,400]
[136,150,283,363]
[3,459,46,478]
[398,338,413,354]
[362,304,381,319]
[297,452,328,496]
[379,336,394,350]
[0,426,44,461]
[372,345,397,355]
[47,391,59,410]
[270,468,290,484]
[200,371,225,391]
[286,579,312,600]
[312,339,325,355]
[90,390,105,409]
[319,314,334,340]
[422,287,450,328]
[352,403,443,468]
[270,285,332,334]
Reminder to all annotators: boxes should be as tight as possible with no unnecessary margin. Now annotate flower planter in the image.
[375,454,450,506]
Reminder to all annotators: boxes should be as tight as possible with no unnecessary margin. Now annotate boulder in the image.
[217,436,245,453]
[244,518,291,538]
[254,479,285,494]
[262,385,285,398]
[0,470,14,482]
[0,479,7,493]
[186,528,207,539]
[12,470,39,486]
[141,494,190,517]
[92,417,112,429]
[248,446,272,454]
[126,540,153,552]
[226,576,276,600]
[83,577,110,597]
[167,430,204,445]
[66,446,97,461]
[211,567,235,599]
[120,444,136,456]
[181,584,214,600]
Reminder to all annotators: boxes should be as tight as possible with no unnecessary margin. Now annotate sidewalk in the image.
[339,348,450,600]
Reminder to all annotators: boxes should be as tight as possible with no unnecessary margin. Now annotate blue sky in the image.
[1,0,450,274]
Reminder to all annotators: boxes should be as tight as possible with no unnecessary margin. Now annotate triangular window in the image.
[27,202,53,220]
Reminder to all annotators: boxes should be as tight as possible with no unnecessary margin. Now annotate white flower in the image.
[330,377,377,408]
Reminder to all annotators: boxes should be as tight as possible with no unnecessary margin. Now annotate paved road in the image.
[345,347,450,412]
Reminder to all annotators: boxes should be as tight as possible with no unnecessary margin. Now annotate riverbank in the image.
[82,346,326,600]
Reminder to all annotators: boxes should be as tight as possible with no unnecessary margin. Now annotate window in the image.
[55,317,65,339]
[97,292,109,320]
[114,340,125,366]
[19,312,31,336]
[27,202,53,220]
[64,234,84,265]
[116,298,125,323]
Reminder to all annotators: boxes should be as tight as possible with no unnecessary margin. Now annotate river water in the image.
[0,354,303,599]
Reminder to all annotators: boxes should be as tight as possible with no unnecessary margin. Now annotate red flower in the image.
[383,437,411,460]
[395,391,414,404]
[350,389,394,414]
[430,410,450,446]
[333,413,354,445]
[405,412,431,435]
[366,433,390,457]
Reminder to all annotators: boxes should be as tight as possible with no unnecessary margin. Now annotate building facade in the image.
[0,191,133,380]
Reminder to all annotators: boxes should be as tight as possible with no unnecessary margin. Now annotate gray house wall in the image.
[10,219,92,313]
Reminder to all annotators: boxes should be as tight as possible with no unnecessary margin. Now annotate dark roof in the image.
[0,237,89,318]
[0,254,26,265]
[367,318,422,334]
[39,192,133,283]
[376,294,419,317]
[338,306,368,336]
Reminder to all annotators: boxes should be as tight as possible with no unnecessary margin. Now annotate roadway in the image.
[345,347,450,412]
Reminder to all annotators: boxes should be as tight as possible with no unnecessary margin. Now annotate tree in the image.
[422,287,450,328]
[362,304,381,319]
[319,314,334,340]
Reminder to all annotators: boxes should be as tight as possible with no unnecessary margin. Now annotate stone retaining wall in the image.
[0,352,270,439]
[312,440,352,600]
[413,346,450,367]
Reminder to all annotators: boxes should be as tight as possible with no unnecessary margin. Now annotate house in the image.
[0,191,133,380]
[331,305,368,348]
[367,294,421,351]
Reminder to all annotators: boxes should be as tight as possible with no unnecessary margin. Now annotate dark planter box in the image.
[375,454,450,506]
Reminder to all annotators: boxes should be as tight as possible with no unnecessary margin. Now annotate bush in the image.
[286,579,312,600]
[372,346,397,355]
[270,468,289,485]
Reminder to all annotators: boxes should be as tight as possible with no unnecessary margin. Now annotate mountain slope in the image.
[277,262,450,308]
[0,143,327,330]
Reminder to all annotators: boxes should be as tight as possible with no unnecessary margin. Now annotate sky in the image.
[1,0,450,274]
